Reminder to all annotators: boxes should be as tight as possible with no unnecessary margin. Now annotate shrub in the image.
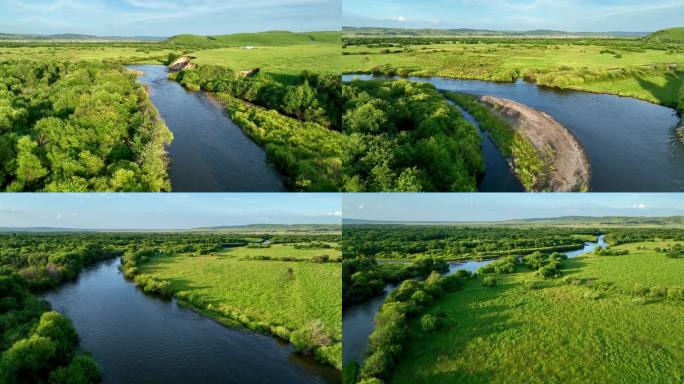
[564,276,583,285]
[360,349,394,380]
[290,320,333,354]
[482,276,497,288]
[632,297,647,305]
[649,286,667,299]
[420,314,441,333]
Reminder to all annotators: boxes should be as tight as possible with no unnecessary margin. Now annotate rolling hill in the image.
[164,31,340,46]
[342,27,647,38]
[645,27,684,43]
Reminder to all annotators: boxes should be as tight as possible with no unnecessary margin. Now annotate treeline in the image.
[604,228,684,245]
[0,60,173,191]
[342,256,449,307]
[343,225,597,260]
[479,251,568,278]
[342,80,484,191]
[172,65,345,191]
[352,271,471,383]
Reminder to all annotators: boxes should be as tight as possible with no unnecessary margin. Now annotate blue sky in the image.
[343,194,684,222]
[0,194,342,229]
[343,0,684,32]
[0,0,340,36]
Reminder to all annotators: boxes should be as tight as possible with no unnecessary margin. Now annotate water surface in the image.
[44,259,340,384]
[344,74,683,192]
[130,65,285,192]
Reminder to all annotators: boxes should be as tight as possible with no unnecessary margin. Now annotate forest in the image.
[0,60,172,192]
[0,230,343,382]
[343,223,684,384]
[341,80,483,191]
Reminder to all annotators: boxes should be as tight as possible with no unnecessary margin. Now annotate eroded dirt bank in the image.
[479,95,591,192]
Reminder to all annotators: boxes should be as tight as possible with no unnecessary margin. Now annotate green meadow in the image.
[137,242,343,368]
[341,32,684,109]
[389,241,684,383]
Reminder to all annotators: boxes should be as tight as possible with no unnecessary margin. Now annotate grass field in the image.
[341,39,684,107]
[215,243,341,260]
[390,241,684,383]
[139,243,342,368]
[0,31,340,77]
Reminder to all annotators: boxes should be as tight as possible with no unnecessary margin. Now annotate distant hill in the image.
[0,32,165,41]
[343,216,684,227]
[645,27,684,43]
[342,27,647,38]
[164,31,340,46]
[0,224,341,233]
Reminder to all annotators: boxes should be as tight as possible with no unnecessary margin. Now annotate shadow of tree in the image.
[636,71,684,109]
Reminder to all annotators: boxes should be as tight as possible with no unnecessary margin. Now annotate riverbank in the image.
[479,95,591,192]
[122,247,342,370]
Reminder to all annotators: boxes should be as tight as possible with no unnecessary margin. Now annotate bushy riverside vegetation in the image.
[341,80,483,191]
[171,65,345,190]
[0,234,126,383]
[444,92,551,191]
[0,60,172,191]
[343,223,684,383]
[119,233,343,369]
[341,32,684,111]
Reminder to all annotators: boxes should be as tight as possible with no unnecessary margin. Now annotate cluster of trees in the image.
[342,80,484,191]
[667,244,684,258]
[343,225,596,261]
[0,60,173,191]
[0,251,102,383]
[594,247,629,256]
[478,251,568,278]
[342,255,449,307]
[174,66,341,130]
[355,271,469,383]
[605,228,684,245]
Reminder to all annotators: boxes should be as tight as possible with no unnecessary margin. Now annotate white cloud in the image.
[632,203,647,209]
[358,204,364,209]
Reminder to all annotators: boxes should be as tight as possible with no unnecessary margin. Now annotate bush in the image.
[649,286,667,299]
[290,320,333,355]
[420,314,441,332]
[632,297,647,306]
[482,276,497,288]
[360,349,394,380]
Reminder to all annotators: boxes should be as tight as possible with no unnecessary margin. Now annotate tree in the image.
[2,335,57,382]
[13,136,47,187]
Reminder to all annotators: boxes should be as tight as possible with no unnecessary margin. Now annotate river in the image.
[343,74,684,192]
[43,259,340,384]
[341,235,607,366]
[129,65,285,192]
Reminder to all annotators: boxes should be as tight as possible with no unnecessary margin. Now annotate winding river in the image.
[43,259,340,384]
[341,235,607,366]
[343,74,684,192]
[129,65,285,192]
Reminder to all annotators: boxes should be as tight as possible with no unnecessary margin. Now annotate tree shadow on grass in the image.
[635,71,684,109]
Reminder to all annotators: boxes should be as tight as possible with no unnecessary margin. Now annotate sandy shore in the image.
[479,95,591,192]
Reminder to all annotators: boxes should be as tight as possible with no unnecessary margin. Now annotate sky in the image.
[0,193,342,229]
[343,193,684,222]
[0,0,340,36]
[343,0,684,32]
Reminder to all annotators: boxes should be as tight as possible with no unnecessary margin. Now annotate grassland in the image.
[0,31,341,78]
[341,36,684,109]
[389,241,684,383]
[137,242,342,368]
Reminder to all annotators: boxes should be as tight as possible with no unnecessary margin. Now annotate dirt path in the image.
[479,95,591,192]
